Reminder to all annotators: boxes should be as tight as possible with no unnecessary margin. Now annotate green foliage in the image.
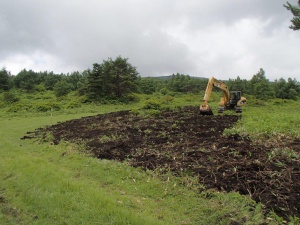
[5,100,61,113]
[160,87,169,95]
[42,71,62,90]
[142,99,162,110]
[162,95,174,103]
[34,84,47,92]
[53,80,74,97]
[13,69,41,92]
[166,73,206,93]
[119,93,140,104]
[87,56,139,102]
[33,102,61,112]
[249,68,275,100]
[76,80,87,95]
[284,1,300,30]
[2,91,19,104]
[6,102,32,112]
[66,100,82,109]
[109,56,139,98]
[227,76,248,93]
[273,78,299,100]
[0,68,11,91]
[87,64,102,101]
[138,77,157,94]
[66,71,85,90]
[75,71,89,95]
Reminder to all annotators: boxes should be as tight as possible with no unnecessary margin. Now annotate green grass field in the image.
[224,98,300,139]
[0,92,299,224]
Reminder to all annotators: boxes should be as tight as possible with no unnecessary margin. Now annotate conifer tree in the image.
[284,1,300,30]
[0,68,11,91]
[87,56,139,101]
[249,68,275,100]
[87,64,103,101]
[108,56,139,98]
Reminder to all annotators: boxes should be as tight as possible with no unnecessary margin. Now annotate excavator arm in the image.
[200,77,230,115]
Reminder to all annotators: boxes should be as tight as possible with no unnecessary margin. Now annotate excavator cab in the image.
[229,91,241,107]
[229,91,245,113]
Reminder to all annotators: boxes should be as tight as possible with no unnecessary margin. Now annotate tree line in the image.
[0,57,299,102]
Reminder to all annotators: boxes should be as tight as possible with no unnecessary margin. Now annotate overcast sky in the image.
[0,0,299,80]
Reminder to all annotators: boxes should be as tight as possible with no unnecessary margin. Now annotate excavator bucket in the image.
[199,104,214,115]
[200,109,214,115]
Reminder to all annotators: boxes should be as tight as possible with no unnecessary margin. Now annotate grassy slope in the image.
[224,98,300,138]
[1,93,298,224]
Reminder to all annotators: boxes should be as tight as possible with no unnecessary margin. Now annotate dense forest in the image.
[0,56,299,105]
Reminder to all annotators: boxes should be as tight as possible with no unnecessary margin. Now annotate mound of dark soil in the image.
[22,106,300,220]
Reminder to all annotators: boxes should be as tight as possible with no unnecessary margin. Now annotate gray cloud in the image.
[0,0,299,80]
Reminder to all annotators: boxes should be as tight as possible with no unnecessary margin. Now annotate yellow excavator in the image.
[200,77,246,115]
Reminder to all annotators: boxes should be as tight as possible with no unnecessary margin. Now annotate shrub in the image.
[142,99,161,110]
[119,94,140,104]
[3,91,19,104]
[6,102,32,112]
[160,88,169,95]
[35,103,52,112]
[66,101,82,109]
[34,84,47,92]
[33,102,61,112]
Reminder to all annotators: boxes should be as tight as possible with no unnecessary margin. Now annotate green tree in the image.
[0,68,11,91]
[13,69,41,91]
[138,77,156,94]
[286,78,300,97]
[167,73,194,93]
[87,56,139,101]
[66,71,83,90]
[87,64,104,101]
[249,68,275,100]
[77,70,89,95]
[274,78,288,99]
[185,78,202,93]
[284,1,300,30]
[109,56,139,98]
[274,78,299,100]
[227,76,248,94]
[53,80,73,97]
[43,72,62,90]
[196,79,210,92]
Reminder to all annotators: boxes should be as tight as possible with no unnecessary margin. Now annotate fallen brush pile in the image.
[22,106,300,220]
